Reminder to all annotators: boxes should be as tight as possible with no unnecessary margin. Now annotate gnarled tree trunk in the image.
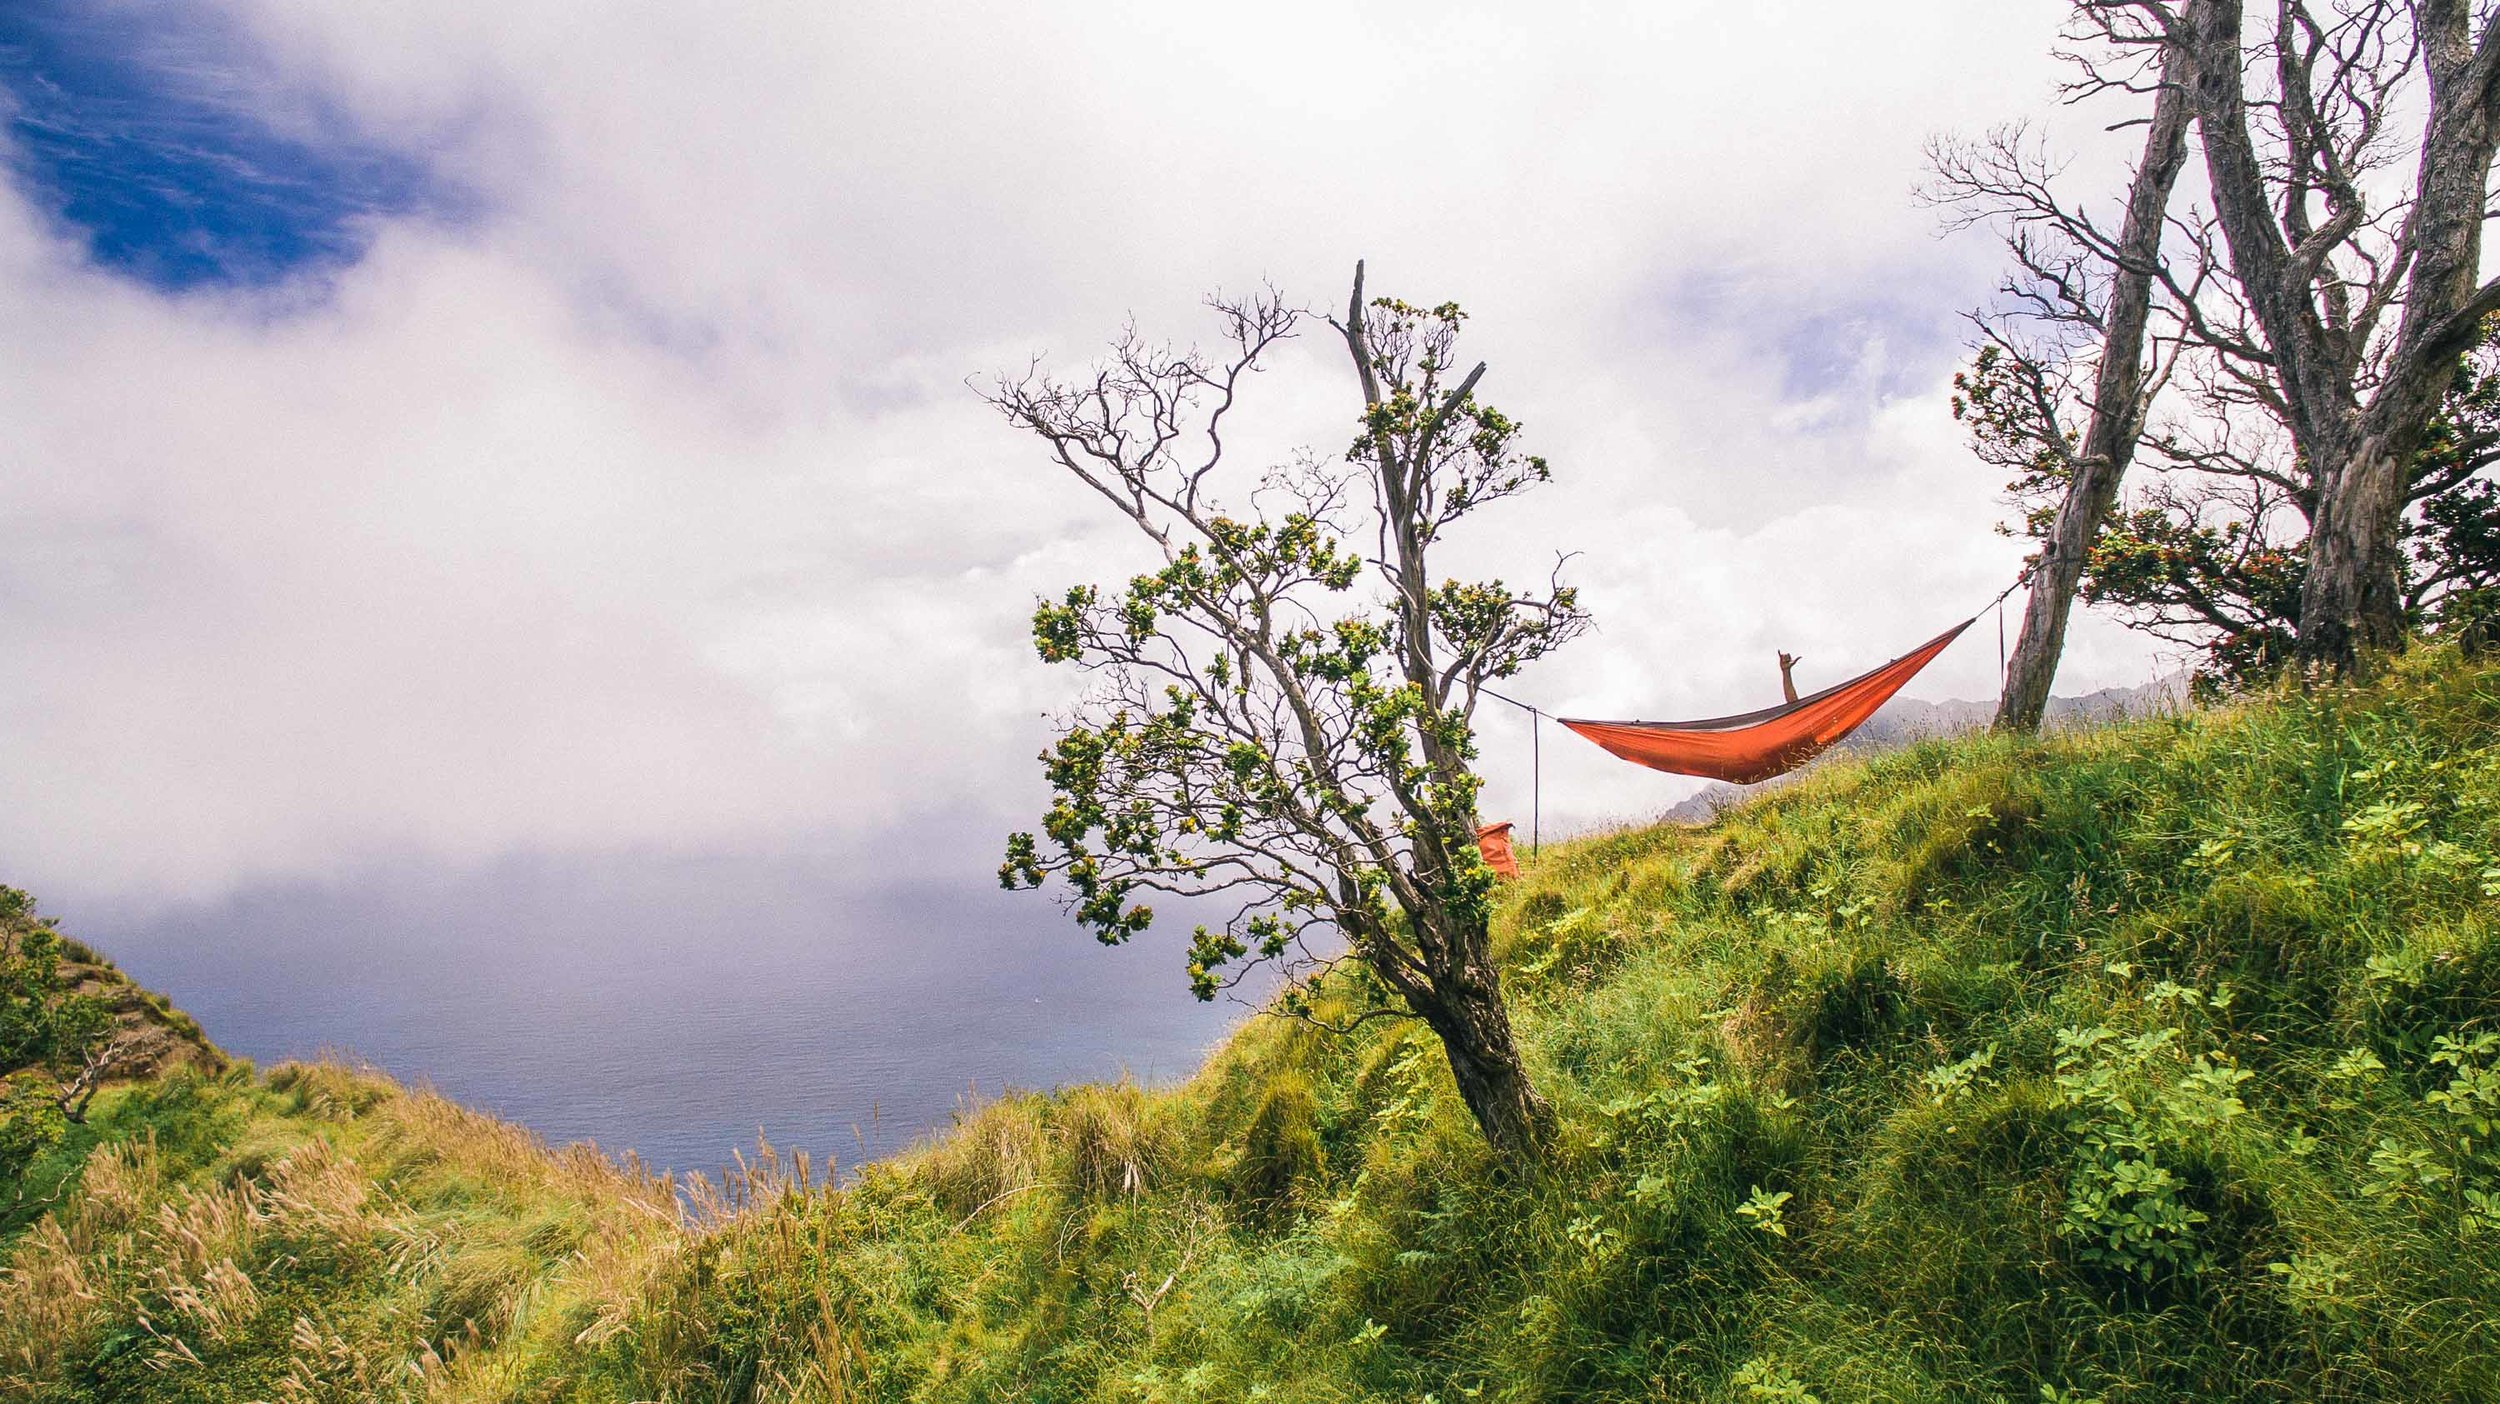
[1413,937,1551,1161]
[1996,41,2194,732]
[2298,431,2419,662]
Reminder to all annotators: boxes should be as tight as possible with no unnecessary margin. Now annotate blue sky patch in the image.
[1652,263,1977,410]
[0,0,459,291]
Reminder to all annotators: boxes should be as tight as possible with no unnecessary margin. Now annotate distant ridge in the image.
[1658,673,2190,823]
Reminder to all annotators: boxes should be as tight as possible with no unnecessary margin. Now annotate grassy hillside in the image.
[8,649,2500,1402]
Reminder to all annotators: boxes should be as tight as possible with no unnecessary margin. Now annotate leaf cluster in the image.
[1,887,109,1084]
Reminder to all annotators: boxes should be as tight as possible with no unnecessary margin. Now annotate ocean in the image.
[72,844,1258,1179]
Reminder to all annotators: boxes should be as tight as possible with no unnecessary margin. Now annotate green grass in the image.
[8,647,2500,1401]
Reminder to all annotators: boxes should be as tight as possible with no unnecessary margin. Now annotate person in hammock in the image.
[1565,622,1971,786]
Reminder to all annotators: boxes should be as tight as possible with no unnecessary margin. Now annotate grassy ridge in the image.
[41,936,224,1083]
[7,650,2500,1401]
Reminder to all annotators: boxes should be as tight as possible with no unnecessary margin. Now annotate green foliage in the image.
[1734,1186,1794,1238]
[2083,504,2303,693]
[2046,1008,2250,1283]
[1,888,110,1081]
[994,288,1583,998]
[1727,1355,1823,1402]
[991,275,1585,1156]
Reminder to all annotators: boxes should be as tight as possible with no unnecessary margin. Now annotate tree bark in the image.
[1996,40,2195,732]
[1416,946,1552,1162]
[2300,432,2418,661]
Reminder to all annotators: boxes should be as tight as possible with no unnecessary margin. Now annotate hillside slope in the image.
[1661,673,2188,824]
[7,650,2500,1402]
[46,939,227,1085]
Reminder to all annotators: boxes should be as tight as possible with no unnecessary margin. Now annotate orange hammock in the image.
[1558,618,1974,785]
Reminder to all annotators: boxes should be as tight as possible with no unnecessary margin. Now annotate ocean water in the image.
[73,846,1258,1178]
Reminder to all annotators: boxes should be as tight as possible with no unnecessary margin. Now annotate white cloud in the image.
[1,0,2175,907]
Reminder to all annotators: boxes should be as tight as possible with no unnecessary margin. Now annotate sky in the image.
[1,0,2175,925]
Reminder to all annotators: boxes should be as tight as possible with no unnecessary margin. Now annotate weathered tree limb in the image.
[1996,35,2195,732]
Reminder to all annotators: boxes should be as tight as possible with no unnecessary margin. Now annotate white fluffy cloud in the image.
[1,0,2174,906]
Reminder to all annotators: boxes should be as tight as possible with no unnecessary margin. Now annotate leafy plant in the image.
[1729,1356,1823,1403]
[2427,1032,2500,1227]
[1922,1042,2001,1103]
[2266,1250,2358,1315]
[1736,1186,1794,1238]
[2048,1012,2250,1282]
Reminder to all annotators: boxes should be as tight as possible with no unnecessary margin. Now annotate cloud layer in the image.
[1,0,2174,909]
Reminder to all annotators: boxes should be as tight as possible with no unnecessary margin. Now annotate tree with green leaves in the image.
[2,888,154,1132]
[990,266,1588,1161]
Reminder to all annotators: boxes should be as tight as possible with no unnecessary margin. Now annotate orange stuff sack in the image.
[1475,821,1520,880]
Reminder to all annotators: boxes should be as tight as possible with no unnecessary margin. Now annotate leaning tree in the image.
[991,267,1587,1161]
[1927,20,2195,731]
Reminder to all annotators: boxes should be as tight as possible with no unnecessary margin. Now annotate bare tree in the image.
[52,1026,168,1124]
[2169,0,2500,667]
[1948,2,2500,681]
[1930,23,2197,730]
[991,266,1587,1161]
